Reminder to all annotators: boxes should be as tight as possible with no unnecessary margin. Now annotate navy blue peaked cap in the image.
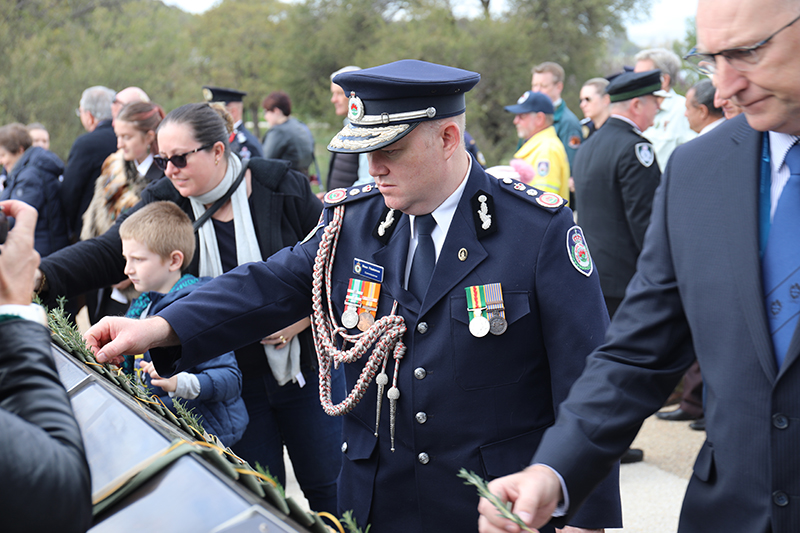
[328,59,480,153]
[606,70,669,103]
[202,86,247,103]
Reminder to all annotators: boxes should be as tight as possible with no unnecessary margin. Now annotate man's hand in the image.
[0,200,40,306]
[84,316,179,366]
[478,464,563,533]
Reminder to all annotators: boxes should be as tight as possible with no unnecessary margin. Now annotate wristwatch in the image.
[0,304,49,327]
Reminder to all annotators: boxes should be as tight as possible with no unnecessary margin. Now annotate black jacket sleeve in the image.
[39,176,186,305]
[0,319,92,533]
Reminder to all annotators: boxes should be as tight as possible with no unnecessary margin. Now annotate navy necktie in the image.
[763,142,800,367]
[408,214,436,301]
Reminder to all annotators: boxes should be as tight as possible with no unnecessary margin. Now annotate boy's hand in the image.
[140,359,178,392]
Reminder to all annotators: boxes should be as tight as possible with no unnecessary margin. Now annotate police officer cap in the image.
[607,70,670,103]
[504,91,554,115]
[202,86,247,103]
[327,59,480,153]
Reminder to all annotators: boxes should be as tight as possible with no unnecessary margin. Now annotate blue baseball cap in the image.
[327,59,481,153]
[504,91,554,115]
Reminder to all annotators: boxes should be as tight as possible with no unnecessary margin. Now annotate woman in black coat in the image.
[37,103,343,514]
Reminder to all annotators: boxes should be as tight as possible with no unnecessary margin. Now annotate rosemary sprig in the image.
[254,463,286,498]
[340,510,371,533]
[172,397,205,436]
[457,468,535,533]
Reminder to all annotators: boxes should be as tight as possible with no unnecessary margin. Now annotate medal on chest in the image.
[465,283,507,337]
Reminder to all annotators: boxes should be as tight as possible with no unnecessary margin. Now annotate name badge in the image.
[353,258,384,283]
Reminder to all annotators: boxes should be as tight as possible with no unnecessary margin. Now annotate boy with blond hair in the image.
[119,201,248,446]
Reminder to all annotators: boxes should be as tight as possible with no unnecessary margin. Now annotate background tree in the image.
[0,0,659,168]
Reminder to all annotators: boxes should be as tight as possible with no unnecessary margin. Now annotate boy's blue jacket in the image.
[136,276,249,446]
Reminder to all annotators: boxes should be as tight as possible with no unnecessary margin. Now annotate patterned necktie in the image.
[763,142,800,367]
[408,214,436,301]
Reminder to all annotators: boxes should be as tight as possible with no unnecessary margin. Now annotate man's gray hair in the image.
[691,79,723,117]
[634,48,681,89]
[330,66,361,81]
[80,86,116,121]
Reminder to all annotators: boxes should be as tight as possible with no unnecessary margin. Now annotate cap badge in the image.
[517,91,530,104]
[348,92,365,123]
[202,88,213,101]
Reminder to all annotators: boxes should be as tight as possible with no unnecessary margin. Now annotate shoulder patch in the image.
[634,143,655,167]
[568,135,582,148]
[323,183,380,207]
[537,160,550,177]
[566,226,593,276]
[498,176,565,211]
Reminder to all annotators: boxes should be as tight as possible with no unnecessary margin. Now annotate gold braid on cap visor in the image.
[328,123,411,151]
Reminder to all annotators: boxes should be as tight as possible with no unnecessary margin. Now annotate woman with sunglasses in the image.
[36,102,343,515]
[80,101,166,323]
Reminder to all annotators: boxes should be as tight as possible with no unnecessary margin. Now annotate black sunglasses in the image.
[153,143,214,171]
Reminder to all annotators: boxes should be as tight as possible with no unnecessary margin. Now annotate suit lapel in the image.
[372,215,418,314]
[723,118,779,381]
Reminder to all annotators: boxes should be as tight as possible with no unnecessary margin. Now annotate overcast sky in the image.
[162,0,697,48]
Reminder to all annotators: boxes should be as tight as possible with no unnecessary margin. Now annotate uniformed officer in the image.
[572,69,665,318]
[505,91,570,200]
[202,86,264,160]
[87,60,621,533]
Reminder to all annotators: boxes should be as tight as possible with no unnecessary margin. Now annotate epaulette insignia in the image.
[372,205,398,244]
[470,190,497,239]
[323,184,380,207]
[498,177,565,211]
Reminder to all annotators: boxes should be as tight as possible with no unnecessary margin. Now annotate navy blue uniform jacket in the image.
[151,158,622,532]
[534,115,800,533]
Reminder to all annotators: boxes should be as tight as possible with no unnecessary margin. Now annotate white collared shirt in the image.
[698,117,725,136]
[403,155,472,288]
[769,131,800,218]
[136,153,153,177]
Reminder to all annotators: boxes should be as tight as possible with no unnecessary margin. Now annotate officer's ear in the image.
[440,120,462,160]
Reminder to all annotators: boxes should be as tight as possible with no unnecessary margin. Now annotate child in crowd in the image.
[119,201,248,446]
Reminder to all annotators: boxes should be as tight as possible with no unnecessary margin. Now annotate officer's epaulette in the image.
[497,177,566,212]
[322,184,381,208]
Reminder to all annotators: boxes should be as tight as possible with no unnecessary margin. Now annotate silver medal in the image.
[342,309,359,329]
[469,315,490,337]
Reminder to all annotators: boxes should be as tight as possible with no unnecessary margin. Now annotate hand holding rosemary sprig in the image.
[458,468,536,533]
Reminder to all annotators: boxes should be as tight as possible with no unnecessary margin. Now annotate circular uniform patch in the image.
[323,188,348,204]
[567,225,593,277]
[536,192,564,208]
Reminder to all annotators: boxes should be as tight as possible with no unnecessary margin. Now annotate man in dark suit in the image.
[85,60,621,533]
[62,85,118,241]
[572,70,664,464]
[202,86,263,160]
[478,1,800,532]
[572,70,664,317]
